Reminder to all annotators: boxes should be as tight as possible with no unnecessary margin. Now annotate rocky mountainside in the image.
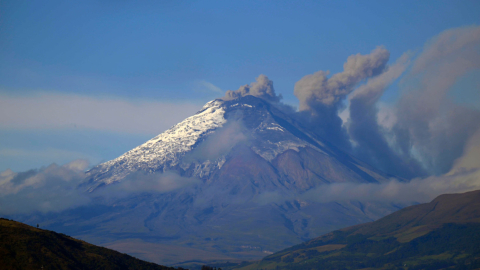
[238,189,480,270]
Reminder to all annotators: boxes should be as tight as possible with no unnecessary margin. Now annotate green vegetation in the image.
[0,218,182,270]
[232,190,480,270]
[236,223,480,270]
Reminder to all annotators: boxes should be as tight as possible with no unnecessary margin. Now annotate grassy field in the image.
[225,190,480,270]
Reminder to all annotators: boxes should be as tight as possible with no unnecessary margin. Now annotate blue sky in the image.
[1,0,480,172]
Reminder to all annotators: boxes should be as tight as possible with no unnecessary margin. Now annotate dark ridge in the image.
[0,218,183,270]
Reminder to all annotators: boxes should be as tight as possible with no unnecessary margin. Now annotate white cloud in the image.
[338,106,350,126]
[0,160,199,215]
[93,171,200,201]
[0,148,99,172]
[449,128,480,173]
[301,168,480,205]
[376,102,397,130]
[0,93,202,135]
[0,160,91,214]
[0,148,95,161]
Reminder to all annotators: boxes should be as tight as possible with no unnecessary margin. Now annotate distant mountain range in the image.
[235,189,480,270]
[0,218,179,270]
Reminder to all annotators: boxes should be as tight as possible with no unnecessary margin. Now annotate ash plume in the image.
[223,74,282,102]
[289,26,480,180]
[346,53,427,178]
[226,26,480,183]
[4,26,480,218]
[293,46,390,150]
[294,46,390,110]
[391,25,480,175]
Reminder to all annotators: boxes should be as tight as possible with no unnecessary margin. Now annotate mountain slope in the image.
[238,189,480,270]
[85,95,395,191]
[0,218,178,270]
[22,96,405,265]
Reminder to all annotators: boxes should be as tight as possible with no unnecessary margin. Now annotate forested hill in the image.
[0,218,182,270]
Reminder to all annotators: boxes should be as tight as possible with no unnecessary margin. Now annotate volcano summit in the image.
[86,95,393,191]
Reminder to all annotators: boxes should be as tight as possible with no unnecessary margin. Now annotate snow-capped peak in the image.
[85,96,333,189]
[89,99,227,185]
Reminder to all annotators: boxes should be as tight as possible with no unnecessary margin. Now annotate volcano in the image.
[42,96,404,266]
[86,95,394,191]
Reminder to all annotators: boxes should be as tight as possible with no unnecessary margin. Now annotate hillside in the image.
[235,189,480,270]
[0,218,179,270]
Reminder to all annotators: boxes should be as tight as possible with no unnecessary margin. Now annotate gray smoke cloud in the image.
[294,46,390,110]
[256,131,480,205]
[391,25,480,175]
[223,74,282,102]
[297,25,480,179]
[220,28,480,179]
[303,129,480,203]
[293,46,390,150]
[346,53,427,178]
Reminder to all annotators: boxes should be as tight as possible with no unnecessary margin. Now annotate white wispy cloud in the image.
[0,160,91,214]
[0,148,94,160]
[0,160,200,215]
[0,148,99,172]
[195,80,224,94]
[0,93,202,135]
